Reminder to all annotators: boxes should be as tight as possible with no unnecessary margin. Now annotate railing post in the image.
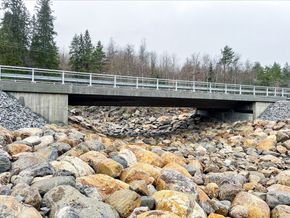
[253,86,255,96]
[225,84,227,94]
[136,78,139,89]
[0,66,1,81]
[32,68,35,83]
[89,73,92,86]
[266,87,269,96]
[239,85,242,95]
[192,81,195,92]
[282,88,284,97]
[175,80,178,91]
[62,71,65,84]
[156,79,159,90]
[114,75,117,88]
[209,83,212,93]
[274,88,277,96]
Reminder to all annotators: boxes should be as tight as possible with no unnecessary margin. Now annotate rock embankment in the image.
[259,101,290,121]
[69,106,201,137]
[0,91,46,130]
[0,117,289,217]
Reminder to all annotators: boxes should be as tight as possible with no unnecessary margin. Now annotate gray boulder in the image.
[43,185,119,218]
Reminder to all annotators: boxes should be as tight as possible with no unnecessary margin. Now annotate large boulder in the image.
[92,158,123,178]
[121,162,161,184]
[266,184,290,208]
[10,183,41,209]
[0,195,42,218]
[31,176,76,195]
[11,161,53,185]
[13,128,43,139]
[271,205,290,218]
[152,190,205,218]
[51,156,94,177]
[11,152,45,173]
[256,135,276,151]
[6,143,32,156]
[63,141,105,157]
[76,174,129,198]
[155,169,197,198]
[163,162,191,178]
[0,151,11,173]
[43,185,119,218]
[204,172,246,186]
[218,183,243,201]
[127,146,164,167]
[117,149,138,166]
[276,170,290,186]
[106,189,141,217]
[161,152,186,166]
[230,192,270,218]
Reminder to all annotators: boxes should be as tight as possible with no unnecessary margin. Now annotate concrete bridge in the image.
[0,65,289,124]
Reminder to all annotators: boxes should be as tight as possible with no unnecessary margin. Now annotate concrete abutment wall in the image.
[252,102,272,120]
[8,92,68,125]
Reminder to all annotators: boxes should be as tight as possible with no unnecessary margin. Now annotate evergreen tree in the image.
[78,34,85,71]
[83,30,93,71]
[282,63,290,87]
[255,63,269,86]
[69,34,81,71]
[207,62,214,82]
[0,0,30,65]
[30,0,58,68]
[219,45,239,81]
[270,62,282,86]
[91,41,106,73]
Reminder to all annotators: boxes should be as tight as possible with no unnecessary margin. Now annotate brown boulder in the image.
[106,189,141,217]
[121,162,161,184]
[0,195,42,218]
[76,174,129,198]
[230,192,270,218]
[6,143,32,156]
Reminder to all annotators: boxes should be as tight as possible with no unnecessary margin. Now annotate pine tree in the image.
[83,30,93,71]
[78,34,85,71]
[91,41,106,73]
[69,34,81,71]
[0,0,30,66]
[30,0,58,68]
[219,45,239,82]
[207,62,214,82]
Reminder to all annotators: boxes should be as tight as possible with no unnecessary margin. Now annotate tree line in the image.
[0,0,289,87]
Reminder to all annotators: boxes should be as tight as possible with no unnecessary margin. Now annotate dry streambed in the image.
[0,118,289,218]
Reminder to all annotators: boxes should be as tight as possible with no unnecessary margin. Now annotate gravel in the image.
[259,100,290,121]
[0,91,46,130]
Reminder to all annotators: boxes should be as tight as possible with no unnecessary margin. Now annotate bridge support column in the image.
[252,102,272,120]
[8,92,68,125]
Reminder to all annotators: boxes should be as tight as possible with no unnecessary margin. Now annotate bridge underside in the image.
[68,94,253,112]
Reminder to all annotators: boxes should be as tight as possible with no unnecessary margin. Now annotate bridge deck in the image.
[0,65,287,110]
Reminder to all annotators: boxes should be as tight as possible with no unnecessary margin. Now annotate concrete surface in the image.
[9,92,68,125]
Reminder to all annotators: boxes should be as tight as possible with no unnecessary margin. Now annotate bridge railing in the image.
[0,65,289,98]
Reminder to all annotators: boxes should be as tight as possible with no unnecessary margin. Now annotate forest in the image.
[0,0,289,87]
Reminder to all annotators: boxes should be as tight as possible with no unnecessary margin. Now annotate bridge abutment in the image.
[8,92,68,125]
[252,102,272,120]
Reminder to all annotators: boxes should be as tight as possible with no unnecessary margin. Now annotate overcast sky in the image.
[9,1,290,65]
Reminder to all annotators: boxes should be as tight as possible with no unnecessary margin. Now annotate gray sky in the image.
[12,1,290,65]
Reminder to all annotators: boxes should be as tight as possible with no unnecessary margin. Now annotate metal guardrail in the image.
[0,65,289,98]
